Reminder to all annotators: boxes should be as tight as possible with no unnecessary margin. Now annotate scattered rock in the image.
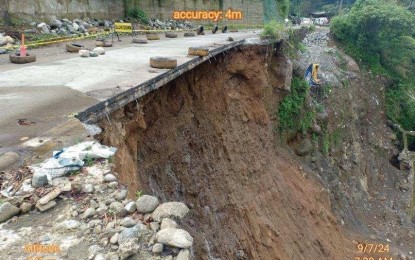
[90,200,99,209]
[150,221,160,232]
[296,138,313,156]
[51,177,71,191]
[93,47,105,55]
[79,49,90,57]
[0,35,7,46]
[160,218,177,230]
[83,208,96,219]
[72,22,79,31]
[50,19,63,29]
[108,182,118,188]
[152,243,163,254]
[177,249,190,260]
[37,22,50,34]
[94,253,105,260]
[118,224,149,245]
[93,224,102,234]
[19,202,33,213]
[88,244,102,260]
[104,174,117,183]
[36,200,56,212]
[0,202,20,223]
[120,217,136,228]
[125,201,137,213]
[4,36,14,44]
[39,188,61,205]
[109,202,127,217]
[61,220,81,230]
[32,172,48,187]
[152,202,189,222]
[105,252,120,260]
[82,184,95,193]
[110,233,119,244]
[0,151,19,171]
[156,228,194,249]
[136,195,159,214]
[117,238,140,260]
[115,190,128,201]
[96,207,106,217]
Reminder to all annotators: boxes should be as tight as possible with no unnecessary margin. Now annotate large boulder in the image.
[152,202,189,222]
[156,228,193,249]
[37,22,50,34]
[136,195,159,214]
[50,19,63,29]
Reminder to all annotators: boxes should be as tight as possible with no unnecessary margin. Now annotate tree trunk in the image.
[338,0,344,13]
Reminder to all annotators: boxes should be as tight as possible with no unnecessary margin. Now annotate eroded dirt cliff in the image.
[97,43,355,259]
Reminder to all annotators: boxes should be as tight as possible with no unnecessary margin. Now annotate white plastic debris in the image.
[82,123,102,136]
[30,141,116,180]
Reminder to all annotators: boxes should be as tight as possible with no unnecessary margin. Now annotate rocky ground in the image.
[1,25,414,260]
[0,18,195,52]
[0,149,195,260]
[292,27,415,259]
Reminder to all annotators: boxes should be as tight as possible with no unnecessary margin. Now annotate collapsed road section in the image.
[87,36,355,259]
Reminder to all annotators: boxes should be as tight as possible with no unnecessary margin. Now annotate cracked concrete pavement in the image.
[0,30,260,167]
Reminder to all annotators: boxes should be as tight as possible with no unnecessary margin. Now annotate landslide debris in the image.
[97,42,355,259]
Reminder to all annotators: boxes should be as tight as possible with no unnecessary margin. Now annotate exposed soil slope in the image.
[98,43,355,259]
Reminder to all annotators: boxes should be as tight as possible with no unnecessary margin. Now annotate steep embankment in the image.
[293,28,415,257]
[98,43,354,259]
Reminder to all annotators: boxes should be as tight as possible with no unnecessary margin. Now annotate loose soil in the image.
[98,43,356,259]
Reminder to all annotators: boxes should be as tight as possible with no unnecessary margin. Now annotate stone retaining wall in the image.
[1,0,263,25]
[1,0,124,23]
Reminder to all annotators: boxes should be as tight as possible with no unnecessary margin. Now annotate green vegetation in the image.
[261,20,285,39]
[278,76,312,132]
[264,0,290,22]
[289,0,357,17]
[83,155,95,167]
[127,7,148,24]
[277,0,291,18]
[283,27,311,58]
[136,190,143,198]
[331,0,415,142]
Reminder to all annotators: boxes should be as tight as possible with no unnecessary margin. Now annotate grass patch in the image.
[278,76,314,133]
[127,7,148,24]
[261,20,285,40]
[135,190,143,199]
[83,155,95,167]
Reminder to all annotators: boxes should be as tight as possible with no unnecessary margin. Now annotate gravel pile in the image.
[0,145,194,259]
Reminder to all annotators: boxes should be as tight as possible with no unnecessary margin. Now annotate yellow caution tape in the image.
[2,25,263,50]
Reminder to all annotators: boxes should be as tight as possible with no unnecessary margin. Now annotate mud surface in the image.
[98,44,355,259]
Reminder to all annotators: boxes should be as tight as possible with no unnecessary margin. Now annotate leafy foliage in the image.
[277,0,291,18]
[127,7,148,24]
[331,0,415,135]
[261,20,285,39]
[278,77,311,131]
[289,0,357,16]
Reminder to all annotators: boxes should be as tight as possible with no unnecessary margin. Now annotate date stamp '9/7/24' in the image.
[354,243,393,260]
[173,9,243,22]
